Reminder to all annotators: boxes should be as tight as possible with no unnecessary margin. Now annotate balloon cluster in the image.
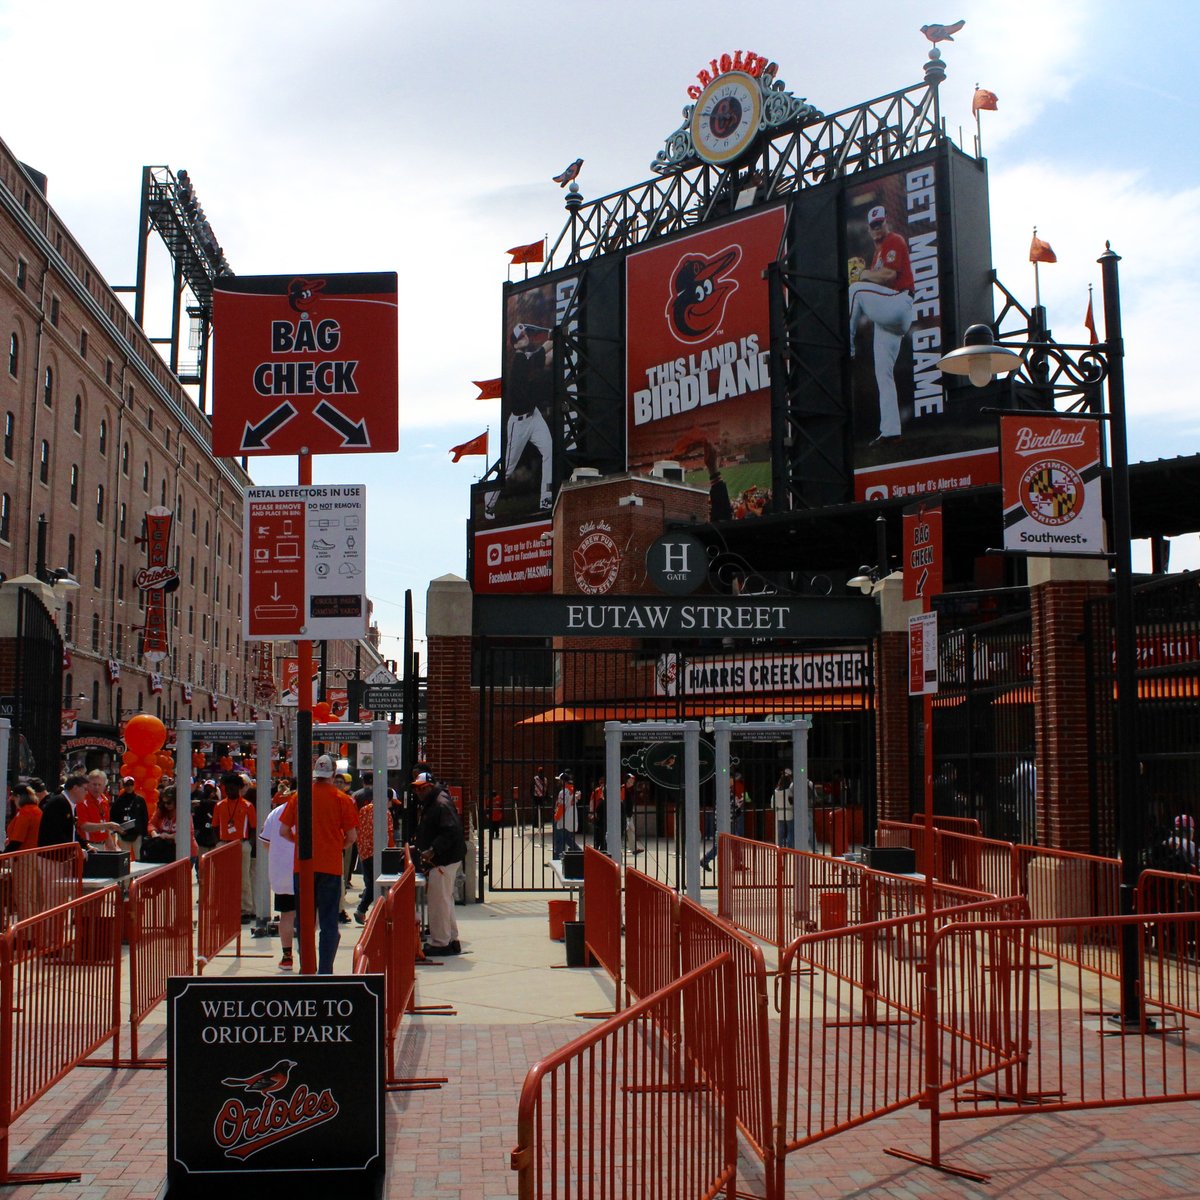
[313,701,335,724]
[121,714,173,817]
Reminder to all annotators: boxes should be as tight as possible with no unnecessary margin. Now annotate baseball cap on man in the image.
[413,772,435,786]
[122,776,135,784]
[313,754,336,778]
[867,205,886,225]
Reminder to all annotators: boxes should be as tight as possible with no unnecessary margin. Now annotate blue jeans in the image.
[313,872,342,974]
[357,854,375,913]
[553,825,578,858]
[778,819,795,848]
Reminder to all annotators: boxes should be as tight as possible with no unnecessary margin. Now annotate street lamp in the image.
[940,245,1142,1027]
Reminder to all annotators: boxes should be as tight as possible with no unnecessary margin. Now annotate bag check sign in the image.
[212,273,398,458]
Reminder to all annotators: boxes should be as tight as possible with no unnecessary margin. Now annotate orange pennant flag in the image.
[473,378,502,400]
[1029,234,1057,264]
[449,431,488,462]
[972,87,998,114]
[507,239,545,265]
[1084,295,1098,345]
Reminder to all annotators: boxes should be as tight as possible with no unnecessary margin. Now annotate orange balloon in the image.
[122,751,140,771]
[124,714,167,755]
[131,764,149,782]
[313,701,333,724]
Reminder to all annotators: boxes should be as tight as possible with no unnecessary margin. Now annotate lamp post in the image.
[939,245,1141,1026]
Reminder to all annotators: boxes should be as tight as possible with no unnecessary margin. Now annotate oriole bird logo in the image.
[287,278,325,314]
[221,1059,298,1096]
[666,246,742,343]
[552,158,583,187]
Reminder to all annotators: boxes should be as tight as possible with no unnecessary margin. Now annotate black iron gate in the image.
[1085,570,1200,859]
[477,639,875,892]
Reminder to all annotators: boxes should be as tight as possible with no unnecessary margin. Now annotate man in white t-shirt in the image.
[259,785,296,971]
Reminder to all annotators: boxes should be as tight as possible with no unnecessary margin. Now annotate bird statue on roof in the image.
[921,19,964,44]
[552,158,583,187]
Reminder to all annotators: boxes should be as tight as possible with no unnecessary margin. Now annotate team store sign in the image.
[1000,415,1105,556]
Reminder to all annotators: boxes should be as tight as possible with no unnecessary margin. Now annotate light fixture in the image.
[48,569,79,589]
[937,322,1022,388]
[617,494,644,507]
[847,566,877,595]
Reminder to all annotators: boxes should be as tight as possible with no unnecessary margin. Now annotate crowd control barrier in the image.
[123,858,192,1067]
[581,847,621,1003]
[885,910,1200,1182]
[623,867,680,1003]
[0,887,122,1184]
[195,841,242,973]
[0,844,83,931]
[511,954,737,1200]
[353,849,450,1090]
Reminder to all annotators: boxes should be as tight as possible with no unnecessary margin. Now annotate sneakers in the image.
[338,911,351,924]
[278,952,294,972]
[422,939,462,957]
[354,910,366,925]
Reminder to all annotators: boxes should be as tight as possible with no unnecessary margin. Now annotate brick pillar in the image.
[425,574,477,805]
[1029,557,1109,851]
[875,575,920,824]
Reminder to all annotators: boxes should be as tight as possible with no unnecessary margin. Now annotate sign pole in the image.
[297,452,316,975]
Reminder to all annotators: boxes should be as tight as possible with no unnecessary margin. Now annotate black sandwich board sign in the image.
[165,975,384,1199]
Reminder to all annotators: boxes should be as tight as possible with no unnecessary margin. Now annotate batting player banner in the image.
[211,272,398,457]
[1000,413,1105,556]
[137,504,178,662]
[472,519,552,594]
[847,156,997,502]
[626,205,787,517]
[166,975,384,1198]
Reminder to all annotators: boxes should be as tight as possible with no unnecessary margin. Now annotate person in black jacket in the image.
[412,772,466,956]
[110,776,149,863]
[37,774,92,848]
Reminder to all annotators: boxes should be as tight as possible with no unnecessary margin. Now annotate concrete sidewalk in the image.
[9,889,1200,1199]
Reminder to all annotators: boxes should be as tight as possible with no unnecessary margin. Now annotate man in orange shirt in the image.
[281,755,357,974]
[214,772,256,920]
[80,771,117,848]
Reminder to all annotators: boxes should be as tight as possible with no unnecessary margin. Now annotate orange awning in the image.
[517,693,871,725]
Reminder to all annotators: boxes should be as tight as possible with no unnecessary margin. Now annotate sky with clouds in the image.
[1,0,1197,655]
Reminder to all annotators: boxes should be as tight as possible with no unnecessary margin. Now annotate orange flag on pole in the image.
[507,239,545,265]
[449,431,488,462]
[1029,234,1057,264]
[473,378,502,399]
[1084,293,1098,344]
[972,87,998,114]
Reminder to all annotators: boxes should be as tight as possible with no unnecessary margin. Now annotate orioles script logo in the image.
[213,1061,339,1160]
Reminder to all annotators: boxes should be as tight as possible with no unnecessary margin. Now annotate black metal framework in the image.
[918,595,1034,842]
[1085,571,1200,860]
[475,640,875,894]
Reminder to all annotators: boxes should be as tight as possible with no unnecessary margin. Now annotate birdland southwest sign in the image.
[165,975,384,1200]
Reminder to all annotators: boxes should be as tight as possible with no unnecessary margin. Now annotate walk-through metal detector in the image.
[713,717,813,851]
[175,719,390,930]
[604,720,702,901]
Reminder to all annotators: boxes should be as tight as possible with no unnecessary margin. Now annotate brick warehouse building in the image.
[0,137,384,780]
[426,51,1200,896]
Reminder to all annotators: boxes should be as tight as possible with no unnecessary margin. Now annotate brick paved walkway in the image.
[6,894,1200,1198]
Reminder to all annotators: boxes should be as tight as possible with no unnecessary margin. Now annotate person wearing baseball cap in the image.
[412,772,466,956]
[110,774,149,863]
[279,754,358,973]
[848,202,915,444]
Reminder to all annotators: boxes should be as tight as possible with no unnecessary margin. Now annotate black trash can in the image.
[564,920,592,967]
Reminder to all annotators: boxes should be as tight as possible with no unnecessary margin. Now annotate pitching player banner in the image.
[166,975,384,1198]
[136,505,178,662]
[625,205,787,517]
[211,272,398,457]
[1000,413,1105,556]
[847,157,997,502]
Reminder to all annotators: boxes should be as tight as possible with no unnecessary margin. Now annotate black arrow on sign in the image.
[314,401,370,448]
[241,402,298,450]
[917,566,929,596]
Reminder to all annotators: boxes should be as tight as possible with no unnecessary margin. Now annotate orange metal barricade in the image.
[623,867,679,1003]
[909,813,981,835]
[196,841,242,973]
[679,896,775,1192]
[887,910,1200,1182]
[511,954,738,1200]
[0,844,83,931]
[582,847,621,1000]
[0,887,122,1185]
[124,859,193,1067]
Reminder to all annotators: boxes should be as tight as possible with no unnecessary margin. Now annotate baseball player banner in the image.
[847,159,998,502]
[625,206,787,520]
[135,505,178,663]
[1000,413,1105,556]
[476,275,579,529]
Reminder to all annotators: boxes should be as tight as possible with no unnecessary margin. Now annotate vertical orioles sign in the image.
[135,505,178,663]
[625,206,786,516]
[212,273,398,457]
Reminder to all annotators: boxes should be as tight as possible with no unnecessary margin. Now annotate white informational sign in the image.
[908,611,938,696]
[364,663,398,686]
[242,484,367,641]
[355,734,403,770]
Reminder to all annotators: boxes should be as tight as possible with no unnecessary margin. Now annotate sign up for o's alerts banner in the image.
[473,520,552,594]
[625,206,786,516]
[212,273,398,458]
[1000,414,1105,556]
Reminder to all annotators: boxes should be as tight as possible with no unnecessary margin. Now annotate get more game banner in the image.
[626,206,786,518]
[1000,414,1105,556]
[846,159,997,502]
[212,272,398,458]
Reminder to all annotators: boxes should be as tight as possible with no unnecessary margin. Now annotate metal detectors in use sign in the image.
[211,273,398,457]
[1000,413,1105,556]
[242,485,366,641]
